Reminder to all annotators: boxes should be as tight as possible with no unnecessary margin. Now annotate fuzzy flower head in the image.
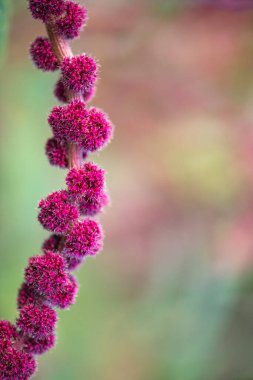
[28,0,66,22]
[64,255,84,271]
[54,77,95,104]
[30,37,59,72]
[48,105,67,141]
[45,137,68,168]
[42,235,85,271]
[0,347,36,380]
[48,100,89,143]
[66,162,105,198]
[38,190,79,233]
[50,274,78,309]
[54,78,68,103]
[25,251,68,301]
[79,190,109,216]
[17,282,43,310]
[64,219,103,258]
[0,321,17,352]
[56,1,88,39]
[22,334,55,355]
[42,234,61,253]
[82,108,113,152]
[17,303,57,339]
[61,55,97,92]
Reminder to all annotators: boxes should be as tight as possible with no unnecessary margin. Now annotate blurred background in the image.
[1,0,253,379]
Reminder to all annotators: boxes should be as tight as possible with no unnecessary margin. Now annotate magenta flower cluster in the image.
[0,0,113,378]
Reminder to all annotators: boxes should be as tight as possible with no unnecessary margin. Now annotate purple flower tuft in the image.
[48,105,67,141]
[54,78,68,103]
[30,37,59,72]
[64,219,103,258]
[28,0,65,22]
[48,100,89,143]
[64,255,84,271]
[83,86,96,103]
[50,274,78,309]
[61,55,97,92]
[0,347,37,380]
[42,234,61,253]
[22,334,55,355]
[25,251,68,301]
[0,321,17,351]
[82,108,113,152]
[79,190,109,216]
[56,1,88,39]
[38,190,79,233]
[66,162,105,198]
[17,303,57,339]
[17,282,43,310]
[42,235,85,270]
[45,137,68,168]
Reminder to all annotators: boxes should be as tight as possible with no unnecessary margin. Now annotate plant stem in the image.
[46,22,83,169]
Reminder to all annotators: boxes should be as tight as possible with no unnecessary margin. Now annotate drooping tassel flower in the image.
[0,1,114,377]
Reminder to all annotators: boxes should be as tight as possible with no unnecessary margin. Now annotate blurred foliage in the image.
[0,0,10,66]
[151,0,194,15]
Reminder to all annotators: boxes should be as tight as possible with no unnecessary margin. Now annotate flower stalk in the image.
[0,1,113,378]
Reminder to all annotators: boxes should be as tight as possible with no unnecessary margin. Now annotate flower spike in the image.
[1,0,114,377]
